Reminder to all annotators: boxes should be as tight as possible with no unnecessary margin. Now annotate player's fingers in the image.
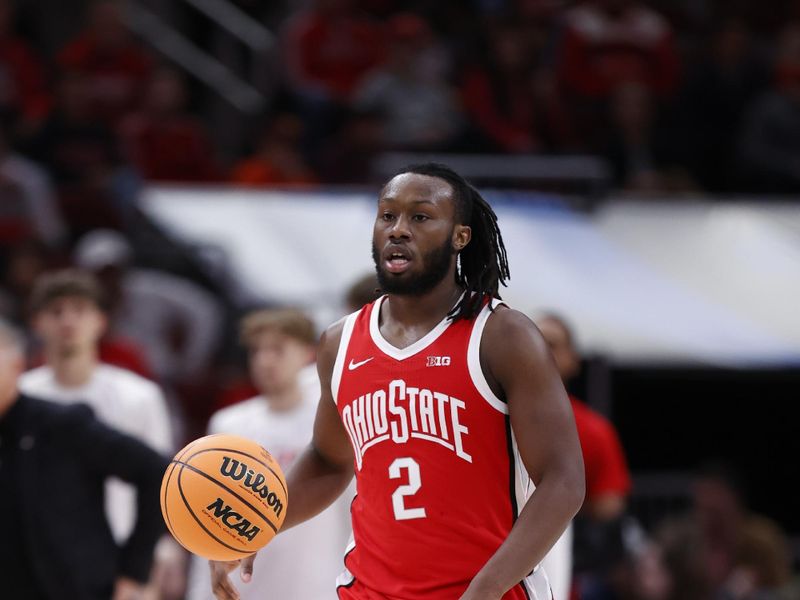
[210,560,240,600]
[240,553,257,583]
[211,574,239,600]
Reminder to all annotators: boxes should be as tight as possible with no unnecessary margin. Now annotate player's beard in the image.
[372,235,455,296]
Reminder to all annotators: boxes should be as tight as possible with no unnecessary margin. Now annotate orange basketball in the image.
[160,433,288,561]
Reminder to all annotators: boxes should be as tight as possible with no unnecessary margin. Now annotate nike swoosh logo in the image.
[348,357,374,370]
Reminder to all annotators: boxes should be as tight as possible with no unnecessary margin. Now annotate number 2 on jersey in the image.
[388,457,426,520]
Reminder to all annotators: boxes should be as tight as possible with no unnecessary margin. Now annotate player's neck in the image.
[262,382,303,413]
[384,278,463,329]
[48,347,98,388]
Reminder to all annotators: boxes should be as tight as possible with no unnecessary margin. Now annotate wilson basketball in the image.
[160,433,288,561]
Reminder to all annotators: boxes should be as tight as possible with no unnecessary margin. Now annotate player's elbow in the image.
[570,471,587,517]
[558,460,586,519]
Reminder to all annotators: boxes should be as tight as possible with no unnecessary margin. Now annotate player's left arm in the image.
[462,307,585,600]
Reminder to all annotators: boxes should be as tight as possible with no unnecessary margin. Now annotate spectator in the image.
[0,317,167,600]
[120,66,220,182]
[18,269,173,537]
[58,0,152,126]
[738,22,800,192]
[231,112,318,186]
[536,313,632,599]
[0,121,66,248]
[27,70,135,237]
[187,308,352,600]
[558,0,680,99]
[602,81,695,194]
[0,0,49,129]
[679,19,769,192]
[282,0,386,104]
[656,462,796,600]
[73,229,224,385]
[460,20,573,153]
[318,106,385,184]
[282,0,386,158]
[353,12,462,150]
[656,463,748,600]
[717,516,795,600]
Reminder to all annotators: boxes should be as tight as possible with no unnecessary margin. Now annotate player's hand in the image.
[210,554,256,600]
[111,577,145,600]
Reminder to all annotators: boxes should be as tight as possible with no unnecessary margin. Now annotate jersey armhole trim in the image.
[331,311,359,405]
[467,299,508,414]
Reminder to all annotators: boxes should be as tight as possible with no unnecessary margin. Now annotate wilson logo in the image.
[219,456,284,517]
[206,497,261,541]
[426,356,451,367]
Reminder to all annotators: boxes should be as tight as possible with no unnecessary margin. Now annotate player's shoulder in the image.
[483,303,540,338]
[317,308,366,384]
[319,307,364,356]
[481,303,550,361]
[208,396,265,433]
[96,363,162,398]
[320,312,352,345]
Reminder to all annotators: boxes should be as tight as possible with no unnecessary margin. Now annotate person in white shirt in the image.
[188,308,352,600]
[17,268,179,599]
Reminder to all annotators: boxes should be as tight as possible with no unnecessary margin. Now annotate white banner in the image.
[141,188,800,366]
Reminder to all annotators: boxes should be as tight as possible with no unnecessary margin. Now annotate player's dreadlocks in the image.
[393,163,510,321]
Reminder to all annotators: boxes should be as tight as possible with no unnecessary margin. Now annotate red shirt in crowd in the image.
[230,157,318,187]
[461,68,541,152]
[559,4,680,98]
[120,114,219,182]
[58,35,152,124]
[570,395,631,500]
[0,35,50,120]
[284,10,386,101]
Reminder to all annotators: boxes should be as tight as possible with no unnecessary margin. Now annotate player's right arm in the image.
[210,319,355,600]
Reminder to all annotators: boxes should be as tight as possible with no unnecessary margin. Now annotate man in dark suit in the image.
[0,318,169,600]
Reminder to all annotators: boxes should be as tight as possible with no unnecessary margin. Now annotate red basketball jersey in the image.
[332,296,552,599]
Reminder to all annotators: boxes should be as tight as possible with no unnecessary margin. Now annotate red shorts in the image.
[337,577,552,599]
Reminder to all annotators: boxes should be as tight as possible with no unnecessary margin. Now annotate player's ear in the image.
[453,225,471,252]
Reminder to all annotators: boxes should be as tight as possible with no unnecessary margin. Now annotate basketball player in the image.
[211,164,585,599]
[187,308,351,600]
[18,269,180,597]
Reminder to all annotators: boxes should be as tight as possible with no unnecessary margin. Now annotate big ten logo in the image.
[426,356,451,367]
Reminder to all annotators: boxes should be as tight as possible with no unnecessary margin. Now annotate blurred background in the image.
[2,0,800,598]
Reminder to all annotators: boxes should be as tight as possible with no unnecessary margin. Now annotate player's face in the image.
[248,330,314,397]
[537,318,580,382]
[33,296,107,356]
[372,173,469,296]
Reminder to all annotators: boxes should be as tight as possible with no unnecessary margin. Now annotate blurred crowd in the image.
[3,0,800,249]
[3,0,800,599]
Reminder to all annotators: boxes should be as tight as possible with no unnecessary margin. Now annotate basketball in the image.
[160,433,288,561]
